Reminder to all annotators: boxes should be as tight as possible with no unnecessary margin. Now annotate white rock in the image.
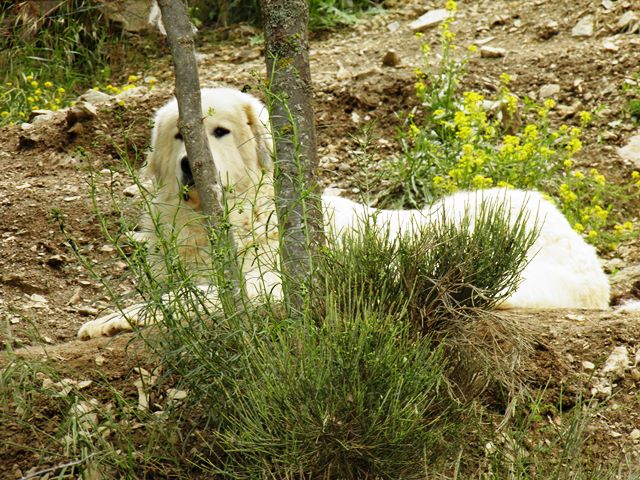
[539,83,561,99]
[409,9,452,32]
[618,11,639,32]
[479,45,506,58]
[630,428,640,440]
[387,21,401,32]
[617,134,640,168]
[602,39,619,52]
[572,15,594,37]
[601,346,629,379]
[602,0,614,10]
[582,360,596,370]
[79,89,112,104]
[115,86,148,100]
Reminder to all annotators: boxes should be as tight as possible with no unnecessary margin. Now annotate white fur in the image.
[78,89,610,340]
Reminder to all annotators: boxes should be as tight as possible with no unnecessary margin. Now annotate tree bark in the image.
[156,0,241,302]
[260,0,324,310]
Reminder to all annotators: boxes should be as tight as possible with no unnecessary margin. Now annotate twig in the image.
[19,454,96,480]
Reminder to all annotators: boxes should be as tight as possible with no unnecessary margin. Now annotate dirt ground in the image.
[2,0,640,477]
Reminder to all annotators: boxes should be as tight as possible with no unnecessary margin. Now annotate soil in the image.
[2,0,640,477]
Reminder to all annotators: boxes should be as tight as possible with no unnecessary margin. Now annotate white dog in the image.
[78,88,610,339]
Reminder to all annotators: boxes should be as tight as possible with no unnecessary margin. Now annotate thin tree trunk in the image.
[156,0,241,303]
[260,0,324,310]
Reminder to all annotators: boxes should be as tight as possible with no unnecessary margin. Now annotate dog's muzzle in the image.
[180,157,195,200]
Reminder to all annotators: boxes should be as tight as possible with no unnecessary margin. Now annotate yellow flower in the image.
[127,74,139,82]
[573,223,585,233]
[589,168,606,186]
[30,80,38,88]
[579,111,592,126]
[467,44,478,53]
[19,111,26,118]
[572,171,584,180]
[543,99,556,109]
[44,81,53,88]
[587,230,598,239]
[26,75,33,81]
[433,176,445,187]
[414,32,424,39]
[433,109,445,117]
[563,159,573,169]
[631,171,639,180]
[57,87,65,94]
[1,111,8,117]
[565,137,582,154]
[445,0,457,12]
[499,73,511,86]
[34,88,42,95]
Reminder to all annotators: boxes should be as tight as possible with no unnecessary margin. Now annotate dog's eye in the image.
[174,132,183,141]
[213,127,230,138]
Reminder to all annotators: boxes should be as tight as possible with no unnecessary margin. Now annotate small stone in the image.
[618,11,639,32]
[539,83,561,99]
[78,89,112,105]
[538,20,559,40]
[115,86,148,100]
[479,45,506,58]
[630,429,640,441]
[386,21,401,32]
[95,354,106,366]
[602,0,614,10]
[382,49,401,67]
[617,134,640,168]
[78,306,99,316]
[99,244,115,253]
[582,361,596,370]
[123,184,140,197]
[602,39,619,52]
[630,368,640,381]
[571,15,594,37]
[566,313,586,322]
[601,346,629,379]
[610,430,622,438]
[409,9,452,32]
[46,254,65,269]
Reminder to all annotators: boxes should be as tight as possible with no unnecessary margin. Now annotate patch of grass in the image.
[382,0,639,251]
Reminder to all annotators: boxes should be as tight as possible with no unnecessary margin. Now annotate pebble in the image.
[538,20,559,40]
[601,346,629,379]
[382,49,401,67]
[571,15,594,37]
[618,11,639,32]
[630,429,640,441]
[409,9,451,32]
[539,83,561,99]
[582,360,596,370]
[616,134,640,168]
[479,45,506,58]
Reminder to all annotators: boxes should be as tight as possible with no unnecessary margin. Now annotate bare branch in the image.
[156,0,241,298]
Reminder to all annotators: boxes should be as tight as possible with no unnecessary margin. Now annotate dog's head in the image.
[145,87,272,210]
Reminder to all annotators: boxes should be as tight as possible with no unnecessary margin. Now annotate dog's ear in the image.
[243,101,273,171]
[142,101,178,182]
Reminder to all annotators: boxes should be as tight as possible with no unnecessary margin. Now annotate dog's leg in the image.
[77,303,148,340]
[78,285,221,340]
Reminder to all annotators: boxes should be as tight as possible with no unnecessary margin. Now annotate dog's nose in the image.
[180,157,191,175]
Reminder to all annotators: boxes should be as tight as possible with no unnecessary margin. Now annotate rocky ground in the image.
[2,0,640,477]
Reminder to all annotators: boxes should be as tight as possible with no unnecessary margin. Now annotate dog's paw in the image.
[77,304,145,340]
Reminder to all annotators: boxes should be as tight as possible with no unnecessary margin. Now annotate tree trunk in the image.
[156,0,241,304]
[260,0,324,310]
